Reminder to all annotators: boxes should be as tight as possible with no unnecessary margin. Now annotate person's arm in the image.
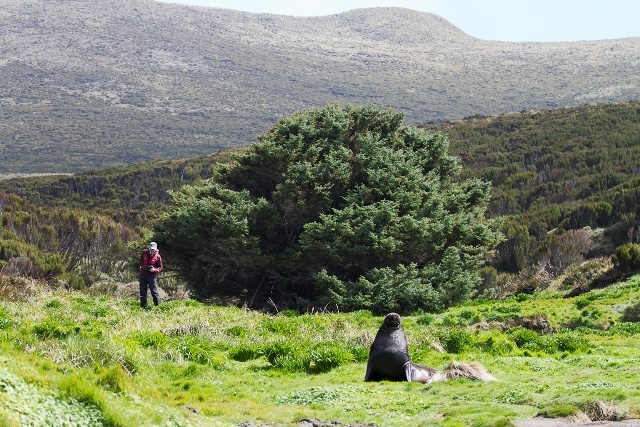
[154,255,163,273]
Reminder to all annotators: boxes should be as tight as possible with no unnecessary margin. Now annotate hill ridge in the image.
[1,0,639,172]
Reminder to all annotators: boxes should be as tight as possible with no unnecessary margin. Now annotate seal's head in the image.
[382,312,402,329]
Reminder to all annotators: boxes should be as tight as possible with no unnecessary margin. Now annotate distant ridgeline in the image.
[1,0,639,172]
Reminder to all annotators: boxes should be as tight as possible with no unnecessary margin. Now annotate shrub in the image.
[174,336,218,365]
[534,230,592,277]
[508,327,549,352]
[259,340,313,372]
[437,328,475,354]
[562,257,613,291]
[131,331,169,349]
[229,344,260,362]
[480,335,515,356]
[612,243,640,271]
[310,342,354,372]
[621,302,640,322]
[416,313,435,325]
[97,365,127,394]
[0,274,37,302]
[551,333,591,353]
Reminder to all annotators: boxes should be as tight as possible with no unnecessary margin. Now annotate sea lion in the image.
[365,312,496,384]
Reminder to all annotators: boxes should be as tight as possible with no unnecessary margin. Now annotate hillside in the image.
[1,0,639,172]
[3,101,638,230]
[2,101,640,299]
[422,101,640,219]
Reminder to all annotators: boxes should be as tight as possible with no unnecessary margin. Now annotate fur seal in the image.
[365,312,428,382]
[365,312,496,383]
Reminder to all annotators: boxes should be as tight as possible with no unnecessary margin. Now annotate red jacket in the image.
[139,248,163,276]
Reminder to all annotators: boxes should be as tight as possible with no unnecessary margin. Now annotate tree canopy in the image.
[153,104,501,313]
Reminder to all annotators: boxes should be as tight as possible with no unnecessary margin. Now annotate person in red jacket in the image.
[139,241,163,309]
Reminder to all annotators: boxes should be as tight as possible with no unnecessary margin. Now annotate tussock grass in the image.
[1,276,640,426]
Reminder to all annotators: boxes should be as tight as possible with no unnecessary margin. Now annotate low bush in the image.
[612,243,640,271]
[174,336,218,366]
[480,335,515,356]
[437,328,475,354]
[310,342,354,372]
[228,343,261,362]
[508,327,550,353]
[97,365,128,394]
[621,301,640,322]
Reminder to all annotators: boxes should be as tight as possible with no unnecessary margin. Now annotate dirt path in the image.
[514,418,640,427]
[239,418,640,427]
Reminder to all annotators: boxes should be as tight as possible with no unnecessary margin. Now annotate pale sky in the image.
[155,0,640,42]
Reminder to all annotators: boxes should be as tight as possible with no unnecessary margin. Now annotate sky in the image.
[155,0,640,42]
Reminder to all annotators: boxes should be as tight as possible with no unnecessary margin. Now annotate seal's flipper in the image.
[406,361,443,383]
[404,361,412,382]
[364,364,372,381]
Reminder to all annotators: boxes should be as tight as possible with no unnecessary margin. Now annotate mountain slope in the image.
[1,0,639,172]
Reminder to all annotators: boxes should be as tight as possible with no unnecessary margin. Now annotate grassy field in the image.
[1,275,640,427]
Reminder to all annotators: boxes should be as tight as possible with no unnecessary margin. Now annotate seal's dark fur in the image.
[365,312,410,381]
[365,312,496,383]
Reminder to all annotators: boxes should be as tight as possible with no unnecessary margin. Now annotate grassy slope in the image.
[1,276,640,427]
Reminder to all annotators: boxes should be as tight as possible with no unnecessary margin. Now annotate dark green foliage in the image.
[154,104,501,313]
[423,101,640,276]
[0,155,230,228]
[4,101,640,296]
[229,344,260,362]
[612,243,640,272]
[621,302,640,322]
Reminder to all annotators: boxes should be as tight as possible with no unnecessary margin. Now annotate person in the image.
[139,241,163,309]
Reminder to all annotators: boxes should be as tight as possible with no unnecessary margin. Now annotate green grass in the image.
[2,276,640,426]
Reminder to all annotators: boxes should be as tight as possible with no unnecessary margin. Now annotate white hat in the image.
[149,242,158,250]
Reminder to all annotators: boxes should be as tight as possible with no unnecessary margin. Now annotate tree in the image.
[154,104,502,313]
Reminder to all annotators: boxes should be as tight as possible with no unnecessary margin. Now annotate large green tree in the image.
[154,104,501,313]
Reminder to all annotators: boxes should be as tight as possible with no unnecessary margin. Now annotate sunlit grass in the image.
[1,276,640,426]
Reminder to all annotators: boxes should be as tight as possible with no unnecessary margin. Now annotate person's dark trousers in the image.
[139,274,160,308]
